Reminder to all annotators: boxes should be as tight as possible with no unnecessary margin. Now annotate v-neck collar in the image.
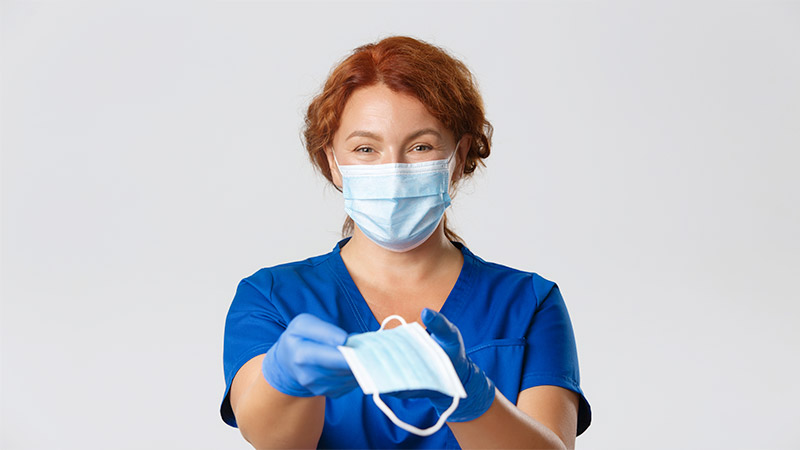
[327,237,475,333]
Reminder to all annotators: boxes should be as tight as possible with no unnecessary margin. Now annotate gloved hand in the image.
[421,308,496,422]
[261,313,358,398]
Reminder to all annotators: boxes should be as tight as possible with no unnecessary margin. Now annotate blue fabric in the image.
[221,239,592,448]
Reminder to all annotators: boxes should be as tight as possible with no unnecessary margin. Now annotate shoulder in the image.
[231,246,339,308]
[241,248,336,287]
[461,244,558,308]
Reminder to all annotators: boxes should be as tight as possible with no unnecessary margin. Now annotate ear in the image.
[451,134,473,184]
[324,146,343,188]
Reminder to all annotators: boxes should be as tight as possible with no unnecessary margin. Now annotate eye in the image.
[354,146,374,153]
[412,144,433,152]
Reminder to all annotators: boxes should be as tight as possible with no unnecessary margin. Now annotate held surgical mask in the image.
[337,315,467,436]
[332,142,459,252]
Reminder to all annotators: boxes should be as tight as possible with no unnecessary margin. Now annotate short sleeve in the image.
[220,273,287,427]
[522,277,592,436]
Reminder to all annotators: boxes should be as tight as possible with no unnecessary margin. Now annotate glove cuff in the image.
[434,361,496,422]
[261,344,315,397]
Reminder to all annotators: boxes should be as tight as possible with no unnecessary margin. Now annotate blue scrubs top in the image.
[221,239,591,448]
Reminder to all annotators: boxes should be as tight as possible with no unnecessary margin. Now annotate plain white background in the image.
[2,1,799,448]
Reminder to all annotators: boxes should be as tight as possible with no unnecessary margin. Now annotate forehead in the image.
[337,84,446,137]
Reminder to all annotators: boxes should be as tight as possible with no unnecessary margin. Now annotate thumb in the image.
[421,308,462,350]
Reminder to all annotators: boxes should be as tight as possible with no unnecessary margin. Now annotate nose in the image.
[384,147,407,164]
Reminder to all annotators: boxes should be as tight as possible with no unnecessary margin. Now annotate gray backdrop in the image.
[2,1,799,448]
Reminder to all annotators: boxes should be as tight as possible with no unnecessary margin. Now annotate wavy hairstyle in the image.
[302,36,493,242]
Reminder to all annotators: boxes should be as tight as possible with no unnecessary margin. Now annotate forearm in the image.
[448,388,567,450]
[235,372,325,449]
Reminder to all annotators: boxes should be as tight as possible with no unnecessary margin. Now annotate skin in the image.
[230,83,580,449]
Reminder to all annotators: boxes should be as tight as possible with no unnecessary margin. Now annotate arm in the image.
[448,385,579,449]
[228,314,357,449]
[230,355,326,449]
[422,308,581,449]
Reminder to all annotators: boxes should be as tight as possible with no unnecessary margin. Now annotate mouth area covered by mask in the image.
[333,145,458,252]
[337,315,467,436]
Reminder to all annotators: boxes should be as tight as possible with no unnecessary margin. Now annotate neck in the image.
[340,222,462,283]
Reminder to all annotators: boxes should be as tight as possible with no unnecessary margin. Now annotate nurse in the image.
[221,36,591,448]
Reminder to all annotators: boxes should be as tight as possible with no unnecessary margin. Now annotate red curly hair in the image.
[303,36,493,242]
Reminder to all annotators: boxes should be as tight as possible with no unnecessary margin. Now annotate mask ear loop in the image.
[329,148,347,193]
[372,392,460,437]
[330,147,343,170]
[447,137,461,163]
[374,314,460,436]
[380,314,407,330]
[445,137,464,196]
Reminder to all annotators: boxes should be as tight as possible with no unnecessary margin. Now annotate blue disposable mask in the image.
[333,143,459,252]
[338,315,467,436]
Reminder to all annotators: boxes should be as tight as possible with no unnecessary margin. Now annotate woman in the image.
[220,36,591,449]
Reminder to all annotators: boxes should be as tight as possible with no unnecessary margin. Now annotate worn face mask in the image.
[337,315,467,436]
[332,141,459,252]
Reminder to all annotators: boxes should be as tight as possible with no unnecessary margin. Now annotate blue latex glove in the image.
[261,313,358,398]
[421,308,496,422]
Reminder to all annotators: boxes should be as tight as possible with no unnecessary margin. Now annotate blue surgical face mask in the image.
[332,142,459,252]
[338,315,466,436]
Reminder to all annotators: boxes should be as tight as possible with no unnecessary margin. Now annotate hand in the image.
[261,313,358,398]
[421,308,496,422]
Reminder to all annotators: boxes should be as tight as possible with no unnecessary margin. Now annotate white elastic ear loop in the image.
[330,148,343,170]
[372,392,459,437]
[374,314,459,436]
[445,137,463,186]
[380,314,407,330]
[447,137,461,163]
[330,148,347,192]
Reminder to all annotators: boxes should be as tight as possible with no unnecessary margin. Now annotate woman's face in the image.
[327,83,466,186]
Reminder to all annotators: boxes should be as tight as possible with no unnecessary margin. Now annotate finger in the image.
[421,308,460,346]
[287,314,348,346]
[294,341,352,372]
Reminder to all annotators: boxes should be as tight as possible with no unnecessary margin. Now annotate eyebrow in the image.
[346,128,443,142]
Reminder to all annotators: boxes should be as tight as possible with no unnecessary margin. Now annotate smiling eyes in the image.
[355,144,433,153]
